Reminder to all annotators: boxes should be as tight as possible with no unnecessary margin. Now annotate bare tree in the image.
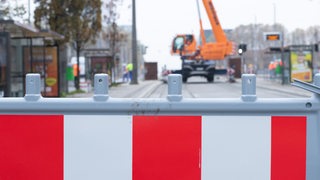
[305,26,320,44]
[104,0,124,83]
[0,1,25,21]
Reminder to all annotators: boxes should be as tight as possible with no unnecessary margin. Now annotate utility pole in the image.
[253,16,258,71]
[314,31,319,72]
[28,0,31,24]
[131,0,138,84]
[273,3,276,28]
[280,32,285,85]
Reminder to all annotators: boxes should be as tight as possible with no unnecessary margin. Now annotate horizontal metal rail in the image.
[0,73,318,115]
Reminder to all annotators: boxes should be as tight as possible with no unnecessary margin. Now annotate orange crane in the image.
[170,0,234,82]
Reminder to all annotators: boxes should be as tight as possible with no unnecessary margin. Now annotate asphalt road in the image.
[68,75,313,98]
[146,76,312,98]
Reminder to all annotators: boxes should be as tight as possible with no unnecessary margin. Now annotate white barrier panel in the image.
[0,115,306,180]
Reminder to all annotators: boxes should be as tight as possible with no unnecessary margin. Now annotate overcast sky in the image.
[21,0,320,70]
[117,0,320,69]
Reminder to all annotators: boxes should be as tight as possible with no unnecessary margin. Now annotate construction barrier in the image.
[0,73,320,180]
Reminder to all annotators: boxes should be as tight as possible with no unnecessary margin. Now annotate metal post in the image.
[25,73,42,101]
[93,74,109,101]
[42,37,46,96]
[28,0,31,24]
[241,54,245,74]
[29,37,33,72]
[281,32,285,85]
[167,74,182,102]
[241,74,257,102]
[131,0,138,84]
[313,43,318,74]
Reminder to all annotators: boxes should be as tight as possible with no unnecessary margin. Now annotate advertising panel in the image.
[290,50,313,82]
[24,46,59,97]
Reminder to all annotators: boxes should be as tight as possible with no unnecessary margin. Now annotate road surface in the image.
[108,76,313,99]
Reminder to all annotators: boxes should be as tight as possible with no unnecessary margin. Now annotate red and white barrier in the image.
[0,115,306,180]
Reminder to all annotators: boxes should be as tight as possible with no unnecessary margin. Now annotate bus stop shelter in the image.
[0,20,64,97]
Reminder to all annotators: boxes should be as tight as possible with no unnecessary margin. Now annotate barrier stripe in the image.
[271,116,306,180]
[202,116,271,180]
[64,115,132,180]
[0,115,63,180]
[133,116,201,180]
[0,115,307,180]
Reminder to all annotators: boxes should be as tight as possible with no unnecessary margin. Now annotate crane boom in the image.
[196,0,207,45]
[202,0,228,43]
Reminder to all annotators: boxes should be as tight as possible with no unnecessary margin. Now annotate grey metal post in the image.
[280,32,285,85]
[25,73,42,101]
[131,0,138,84]
[94,74,109,101]
[241,74,257,102]
[167,74,182,102]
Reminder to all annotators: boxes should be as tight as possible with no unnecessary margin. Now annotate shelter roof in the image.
[0,20,64,40]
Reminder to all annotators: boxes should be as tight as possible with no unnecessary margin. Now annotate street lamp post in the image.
[280,32,285,85]
[28,0,31,24]
[131,0,138,84]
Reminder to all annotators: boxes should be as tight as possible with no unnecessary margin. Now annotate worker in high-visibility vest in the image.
[73,64,78,77]
[73,64,79,87]
[126,63,133,81]
[268,61,276,79]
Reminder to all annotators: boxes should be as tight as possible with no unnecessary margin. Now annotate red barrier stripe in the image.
[133,116,201,180]
[0,115,63,180]
[271,116,306,180]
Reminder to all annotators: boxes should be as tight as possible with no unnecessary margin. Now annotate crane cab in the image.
[171,34,197,57]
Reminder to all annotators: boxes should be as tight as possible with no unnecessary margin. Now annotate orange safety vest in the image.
[73,64,79,77]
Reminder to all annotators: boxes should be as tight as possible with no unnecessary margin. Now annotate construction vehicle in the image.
[170,0,234,83]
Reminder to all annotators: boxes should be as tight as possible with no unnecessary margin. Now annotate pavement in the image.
[66,75,314,98]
